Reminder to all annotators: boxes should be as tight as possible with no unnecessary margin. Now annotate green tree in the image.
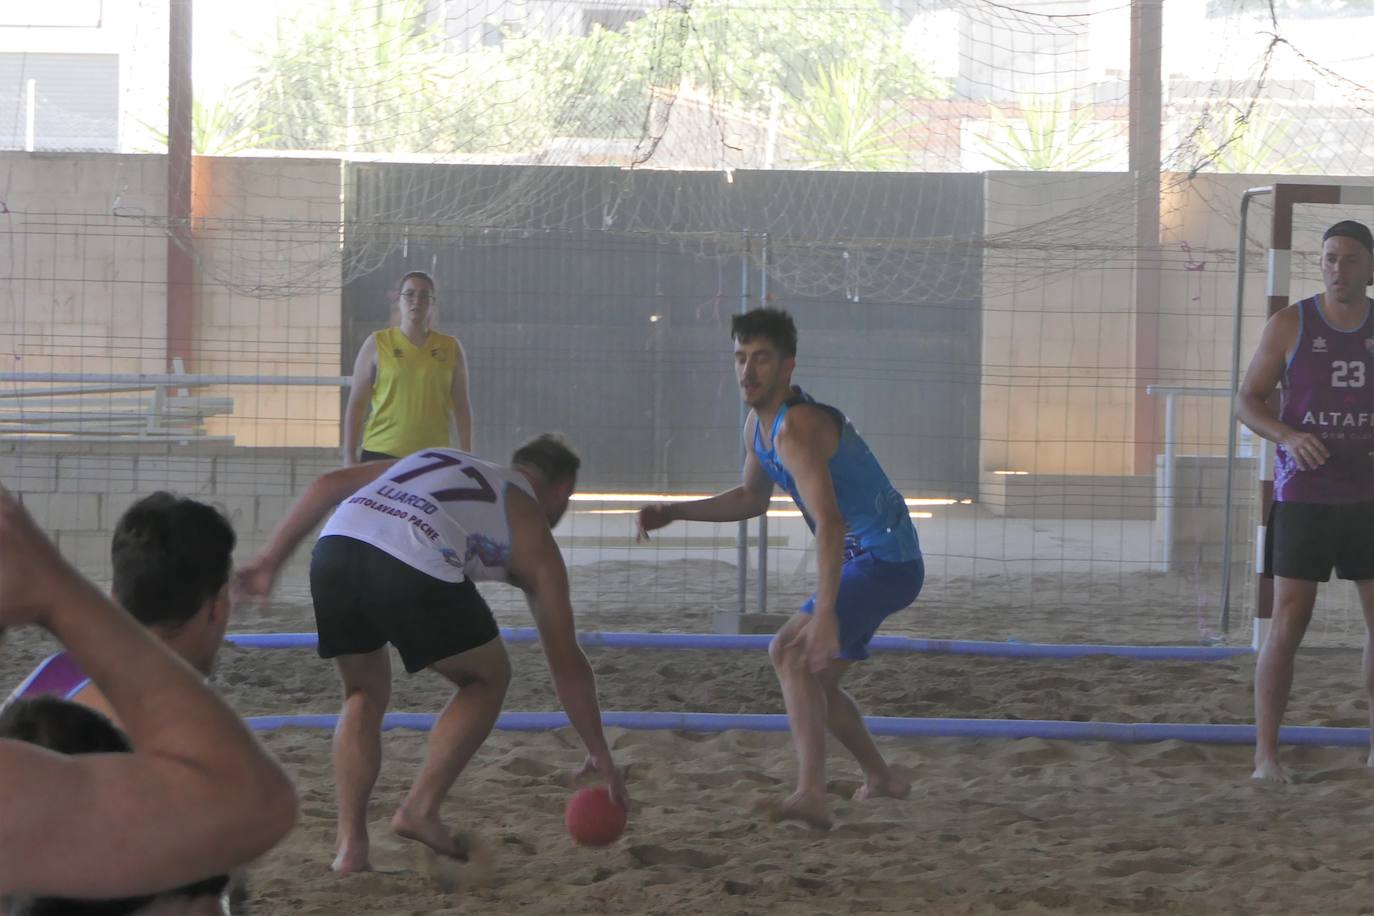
[242,0,944,158]
[141,97,273,156]
[786,62,908,170]
[247,0,461,153]
[667,0,944,114]
[977,93,1119,171]
[1187,103,1315,173]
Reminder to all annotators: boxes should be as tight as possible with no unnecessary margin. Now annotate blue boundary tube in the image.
[244,711,1368,748]
[227,629,1250,661]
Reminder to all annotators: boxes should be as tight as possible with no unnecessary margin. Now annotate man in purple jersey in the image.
[1238,219,1374,782]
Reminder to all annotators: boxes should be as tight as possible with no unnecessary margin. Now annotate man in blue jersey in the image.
[638,308,925,829]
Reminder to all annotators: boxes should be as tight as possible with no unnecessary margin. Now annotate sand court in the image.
[6,559,1373,915]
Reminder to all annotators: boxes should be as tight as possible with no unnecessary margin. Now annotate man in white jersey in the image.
[238,434,628,872]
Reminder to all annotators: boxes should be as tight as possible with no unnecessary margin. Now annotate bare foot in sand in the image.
[853,772,911,801]
[1252,758,1290,784]
[331,844,371,874]
[391,808,468,860]
[760,791,832,831]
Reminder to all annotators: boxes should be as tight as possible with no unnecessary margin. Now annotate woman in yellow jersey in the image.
[343,271,473,464]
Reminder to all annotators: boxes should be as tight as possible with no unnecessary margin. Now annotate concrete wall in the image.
[2,441,337,588]
[0,154,169,377]
[191,156,344,447]
[980,171,1139,480]
[0,152,343,448]
[2,152,1320,552]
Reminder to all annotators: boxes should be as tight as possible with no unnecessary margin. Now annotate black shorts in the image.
[1264,500,1374,582]
[310,535,499,673]
[359,449,398,462]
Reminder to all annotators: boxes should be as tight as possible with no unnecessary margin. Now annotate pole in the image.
[1219,187,1272,635]
[756,234,770,614]
[23,79,36,151]
[737,234,751,617]
[1129,0,1163,476]
[167,0,194,371]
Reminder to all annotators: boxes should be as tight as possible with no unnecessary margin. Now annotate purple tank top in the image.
[1276,296,1374,504]
[4,651,91,706]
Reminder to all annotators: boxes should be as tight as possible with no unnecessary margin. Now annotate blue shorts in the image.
[800,552,924,660]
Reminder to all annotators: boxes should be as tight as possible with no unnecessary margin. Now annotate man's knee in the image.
[768,630,799,670]
[481,652,512,696]
[436,644,511,694]
[769,637,813,678]
[767,633,786,668]
[342,682,390,711]
[1266,607,1313,651]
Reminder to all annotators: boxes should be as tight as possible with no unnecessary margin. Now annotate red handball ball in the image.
[565,786,627,847]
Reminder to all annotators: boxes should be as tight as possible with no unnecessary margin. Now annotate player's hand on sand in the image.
[232,554,279,609]
[787,614,840,674]
[577,753,630,811]
[1280,431,1329,470]
[0,486,69,629]
[635,503,675,542]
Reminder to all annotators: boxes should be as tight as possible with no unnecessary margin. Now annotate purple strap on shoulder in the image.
[14,652,88,701]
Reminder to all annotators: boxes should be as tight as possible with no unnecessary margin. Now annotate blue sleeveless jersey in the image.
[752,387,920,563]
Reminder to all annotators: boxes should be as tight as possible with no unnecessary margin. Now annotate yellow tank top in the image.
[362,327,458,458]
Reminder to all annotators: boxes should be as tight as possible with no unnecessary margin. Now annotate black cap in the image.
[1323,220,1374,255]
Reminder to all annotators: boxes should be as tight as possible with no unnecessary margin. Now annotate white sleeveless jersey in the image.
[320,449,534,584]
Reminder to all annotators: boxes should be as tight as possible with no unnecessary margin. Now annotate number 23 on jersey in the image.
[1332,360,1367,388]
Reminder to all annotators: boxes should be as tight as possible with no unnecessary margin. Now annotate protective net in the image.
[5,0,1374,646]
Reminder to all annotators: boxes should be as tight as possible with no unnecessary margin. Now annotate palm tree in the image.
[977,93,1119,171]
[785,61,908,171]
[1185,102,1315,174]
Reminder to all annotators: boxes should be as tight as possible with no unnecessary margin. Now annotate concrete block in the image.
[58,455,137,493]
[291,455,340,486]
[0,451,58,491]
[206,495,258,535]
[981,472,1156,520]
[254,495,296,533]
[100,492,144,531]
[213,455,295,497]
[26,493,102,531]
[136,456,216,495]
[56,532,113,581]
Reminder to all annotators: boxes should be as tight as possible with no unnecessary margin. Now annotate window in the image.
[582,7,644,34]
[0,53,119,151]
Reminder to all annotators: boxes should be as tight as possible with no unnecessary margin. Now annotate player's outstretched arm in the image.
[508,489,628,808]
[0,488,297,899]
[237,460,397,599]
[637,418,774,538]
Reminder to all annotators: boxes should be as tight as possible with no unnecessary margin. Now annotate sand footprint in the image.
[628,844,727,869]
[497,755,558,777]
[1096,852,1191,877]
